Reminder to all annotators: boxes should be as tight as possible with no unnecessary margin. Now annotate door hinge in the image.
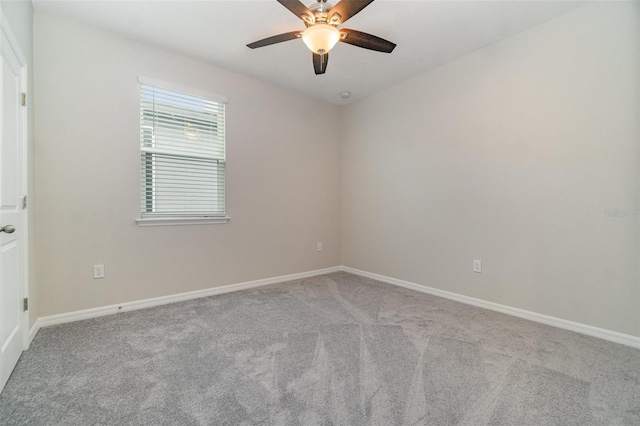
[21,93,26,107]
[23,298,28,311]
[21,195,27,209]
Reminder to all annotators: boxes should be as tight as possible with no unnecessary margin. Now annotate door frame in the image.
[1,9,30,352]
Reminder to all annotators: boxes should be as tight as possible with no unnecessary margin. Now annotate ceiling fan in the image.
[247,0,396,75]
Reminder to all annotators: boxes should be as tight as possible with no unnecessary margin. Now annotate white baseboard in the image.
[28,265,640,350]
[341,266,640,349]
[30,266,341,341]
[27,318,42,347]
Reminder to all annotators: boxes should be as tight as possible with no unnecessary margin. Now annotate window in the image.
[137,77,229,226]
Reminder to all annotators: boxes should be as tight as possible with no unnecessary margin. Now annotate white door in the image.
[0,16,27,393]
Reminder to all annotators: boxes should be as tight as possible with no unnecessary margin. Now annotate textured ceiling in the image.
[32,0,587,105]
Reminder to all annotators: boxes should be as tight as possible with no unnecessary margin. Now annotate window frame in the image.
[136,76,230,227]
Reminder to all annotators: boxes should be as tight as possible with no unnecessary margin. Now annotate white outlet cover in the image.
[93,264,105,279]
[473,260,482,273]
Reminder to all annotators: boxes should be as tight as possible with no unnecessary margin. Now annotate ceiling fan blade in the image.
[328,0,374,25]
[247,31,302,49]
[277,0,315,24]
[313,52,329,75]
[339,28,396,53]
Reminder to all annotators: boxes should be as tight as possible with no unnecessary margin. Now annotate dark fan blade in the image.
[313,52,329,75]
[339,28,396,53]
[247,31,301,49]
[277,0,315,24]
[328,0,374,25]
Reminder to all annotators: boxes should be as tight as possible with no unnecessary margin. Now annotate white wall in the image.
[1,0,36,326]
[34,13,341,317]
[341,3,640,336]
[32,3,640,338]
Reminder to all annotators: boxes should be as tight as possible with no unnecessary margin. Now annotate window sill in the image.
[136,216,230,227]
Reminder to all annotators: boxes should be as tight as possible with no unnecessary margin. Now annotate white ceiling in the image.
[32,0,587,105]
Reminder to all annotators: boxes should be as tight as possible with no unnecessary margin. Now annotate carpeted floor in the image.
[1,272,639,425]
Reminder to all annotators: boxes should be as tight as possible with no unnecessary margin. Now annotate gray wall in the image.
[341,3,640,335]
[2,0,36,326]
[34,13,342,317]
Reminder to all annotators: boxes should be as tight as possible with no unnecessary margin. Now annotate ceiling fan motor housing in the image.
[304,1,342,26]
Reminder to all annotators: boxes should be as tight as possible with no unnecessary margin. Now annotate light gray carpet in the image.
[1,272,639,425]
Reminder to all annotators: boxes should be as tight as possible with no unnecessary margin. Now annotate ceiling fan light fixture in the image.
[247,1,395,75]
[301,24,340,54]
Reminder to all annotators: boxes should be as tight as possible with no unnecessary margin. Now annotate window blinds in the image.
[140,80,226,216]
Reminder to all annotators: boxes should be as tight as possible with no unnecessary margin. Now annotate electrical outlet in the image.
[473,260,482,273]
[93,264,105,279]
[317,242,323,252]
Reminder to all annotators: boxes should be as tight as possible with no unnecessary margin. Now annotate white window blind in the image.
[140,79,226,218]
